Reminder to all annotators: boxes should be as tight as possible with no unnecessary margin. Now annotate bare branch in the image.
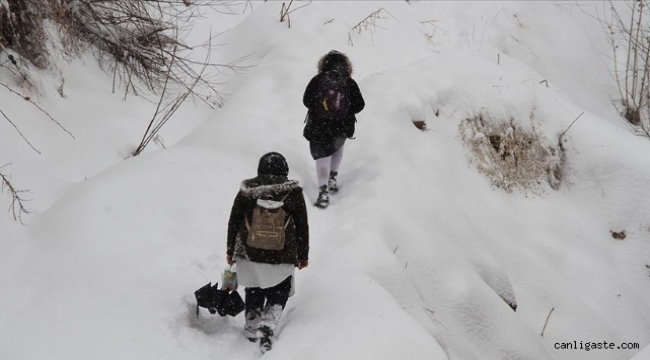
[132,29,213,156]
[279,0,311,28]
[559,112,585,140]
[0,163,32,224]
[132,43,179,156]
[280,1,294,28]
[0,105,41,154]
[541,307,555,338]
[0,82,75,139]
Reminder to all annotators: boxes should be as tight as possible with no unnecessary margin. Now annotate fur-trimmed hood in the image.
[240,176,300,198]
[318,50,353,76]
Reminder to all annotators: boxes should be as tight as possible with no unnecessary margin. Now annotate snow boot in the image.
[259,336,272,353]
[244,311,260,342]
[259,325,273,353]
[328,171,338,193]
[244,326,258,343]
[315,185,329,208]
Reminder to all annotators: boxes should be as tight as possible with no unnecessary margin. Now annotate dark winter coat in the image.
[227,175,309,266]
[302,51,365,145]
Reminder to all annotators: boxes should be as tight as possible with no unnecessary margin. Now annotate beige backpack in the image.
[245,197,290,250]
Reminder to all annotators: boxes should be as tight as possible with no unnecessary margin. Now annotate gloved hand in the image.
[298,259,308,270]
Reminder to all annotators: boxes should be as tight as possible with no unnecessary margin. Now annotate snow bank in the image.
[1,2,649,360]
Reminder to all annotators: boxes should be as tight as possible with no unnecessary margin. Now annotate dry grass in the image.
[459,113,565,194]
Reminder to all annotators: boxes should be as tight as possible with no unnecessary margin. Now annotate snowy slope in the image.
[1,1,649,360]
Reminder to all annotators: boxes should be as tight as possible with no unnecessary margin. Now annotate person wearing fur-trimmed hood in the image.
[303,50,365,208]
[226,152,309,352]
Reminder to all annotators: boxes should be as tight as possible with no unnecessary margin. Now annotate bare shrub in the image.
[0,0,252,221]
[50,1,248,106]
[606,0,650,136]
[1,0,251,107]
[459,113,564,194]
[0,0,252,145]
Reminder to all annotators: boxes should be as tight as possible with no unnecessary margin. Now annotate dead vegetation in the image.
[0,0,251,221]
[459,112,565,194]
[611,230,627,240]
[0,0,251,105]
[412,120,427,131]
[348,8,395,46]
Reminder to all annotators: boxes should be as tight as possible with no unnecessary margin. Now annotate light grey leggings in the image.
[315,145,344,187]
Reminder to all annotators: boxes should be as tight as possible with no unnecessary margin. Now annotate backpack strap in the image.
[279,191,293,226]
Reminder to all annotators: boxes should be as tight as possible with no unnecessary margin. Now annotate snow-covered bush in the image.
[0,0,252,160]
[0,0,242,104]
[459,113,565,194]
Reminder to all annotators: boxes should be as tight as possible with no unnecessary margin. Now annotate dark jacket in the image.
[303,51,365,144]
[303,75,365,143]
[227,175,309,265]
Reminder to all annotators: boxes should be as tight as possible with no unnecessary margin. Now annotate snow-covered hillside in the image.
[1,1,649,360]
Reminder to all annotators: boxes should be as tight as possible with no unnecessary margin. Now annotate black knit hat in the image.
[257,152,289,177]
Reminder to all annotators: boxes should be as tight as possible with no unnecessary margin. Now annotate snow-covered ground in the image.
[1,1,649,359]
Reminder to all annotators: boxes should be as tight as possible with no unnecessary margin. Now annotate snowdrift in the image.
[1,2,649,360]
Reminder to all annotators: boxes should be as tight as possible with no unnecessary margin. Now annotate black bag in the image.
[313,70,350,121]
[194,282,245,317]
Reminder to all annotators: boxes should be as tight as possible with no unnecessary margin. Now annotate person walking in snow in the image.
[226,152,309,353]
[303,50,365,209]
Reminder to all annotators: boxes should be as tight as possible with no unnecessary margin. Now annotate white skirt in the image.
[235,259,295,289]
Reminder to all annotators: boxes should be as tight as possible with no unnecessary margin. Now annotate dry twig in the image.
[541,306,555,338]
[279,0,311,28]
[348,8,395,46]
[559,111,585,140]
[132,34,212,156]
[0,82,75,139]
[0,163,32,223]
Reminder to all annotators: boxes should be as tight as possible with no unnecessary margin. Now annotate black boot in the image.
[259,325,273,353]
[315,185,329,208]
[328,171,338,193]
